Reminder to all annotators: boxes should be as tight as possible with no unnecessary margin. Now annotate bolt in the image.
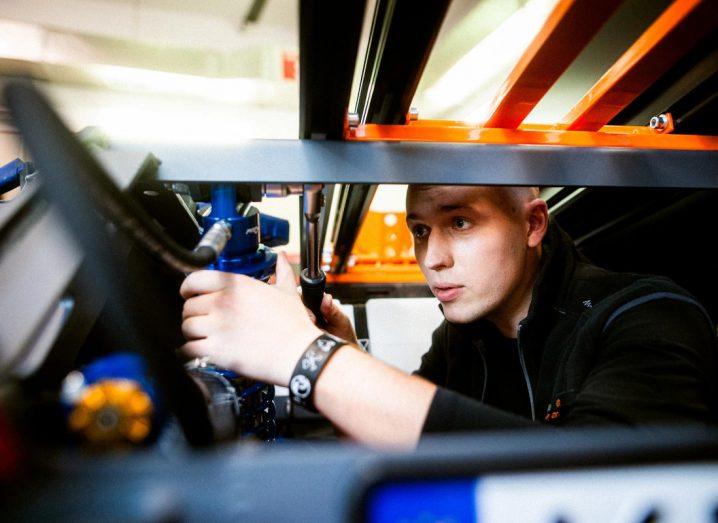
[408,107,419,121]
[649,114,669,132]
[347,113,359,127]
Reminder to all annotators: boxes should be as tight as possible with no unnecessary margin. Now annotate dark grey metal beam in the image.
[299,0,366,140]
[96,140,718,189]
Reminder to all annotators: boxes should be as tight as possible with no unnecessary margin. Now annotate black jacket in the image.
[416,220,718,432]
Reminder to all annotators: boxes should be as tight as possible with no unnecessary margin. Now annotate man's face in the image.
[406,186,531,324]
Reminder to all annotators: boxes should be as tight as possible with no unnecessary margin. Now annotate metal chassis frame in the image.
[96,140,718,189]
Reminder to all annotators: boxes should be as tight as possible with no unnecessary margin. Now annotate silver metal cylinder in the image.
[303,184,324,279]
[196,220,232,256]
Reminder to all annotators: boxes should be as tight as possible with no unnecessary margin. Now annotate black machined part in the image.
[301,268,327,328]
[5,82,215,447]
[331,184,377,275]
[299,0,367,140]
[356,0,451,124]
[190,184,263,206]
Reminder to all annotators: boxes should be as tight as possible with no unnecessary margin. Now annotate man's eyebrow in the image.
[406,204,476,221]
[438,204,474,213]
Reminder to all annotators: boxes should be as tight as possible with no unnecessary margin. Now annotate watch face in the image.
[290,374,312,399]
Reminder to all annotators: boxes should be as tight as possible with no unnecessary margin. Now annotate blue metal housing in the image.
[0,158,31,194]
[203,185,289,280]
[201,184,289,442]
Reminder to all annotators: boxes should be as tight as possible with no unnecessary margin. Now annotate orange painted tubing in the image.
[347,122,718,150]
[484,0,624,129]
[563,0,718,131]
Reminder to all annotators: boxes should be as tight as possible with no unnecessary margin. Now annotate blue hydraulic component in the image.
[60,352,162,446]
[199,184,289,441]
[203,185,287,281]
[0,158,34,194]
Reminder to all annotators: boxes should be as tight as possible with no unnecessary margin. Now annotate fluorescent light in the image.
[421,0,558,120]
[85,64,292,106]
[0,18,45,61]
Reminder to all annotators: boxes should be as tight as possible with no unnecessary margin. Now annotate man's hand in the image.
[307,293,360,346]
[181,252,436,448]
[180,252,322,386]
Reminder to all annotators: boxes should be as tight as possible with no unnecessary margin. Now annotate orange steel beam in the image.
[347,121,718,150]
[484,0,624,129]
[326,263,425,284]
[563,0,718,131]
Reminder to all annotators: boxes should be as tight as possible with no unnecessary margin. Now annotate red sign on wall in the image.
[282,51,298,81]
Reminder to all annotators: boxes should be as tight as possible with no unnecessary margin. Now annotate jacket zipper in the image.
[517,323,536,421]
[478,344,488,402]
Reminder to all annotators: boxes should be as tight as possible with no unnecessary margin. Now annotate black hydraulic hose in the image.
[4,81,216,446]
[4,82,219,273]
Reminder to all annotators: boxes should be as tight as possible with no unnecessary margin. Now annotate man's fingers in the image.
[182,294,215,320]
[306,308,317,324]
[320,293,334,315]
[181,315,212,340]
[274,251,296,292]
[180,340,206,359]
[180,270,232,299]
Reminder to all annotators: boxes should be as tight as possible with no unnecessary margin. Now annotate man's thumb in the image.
[274,251,296,291]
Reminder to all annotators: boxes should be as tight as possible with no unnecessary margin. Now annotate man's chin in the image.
[440,302,482,324]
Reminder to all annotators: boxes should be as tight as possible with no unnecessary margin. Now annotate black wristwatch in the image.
[289,332,347,412]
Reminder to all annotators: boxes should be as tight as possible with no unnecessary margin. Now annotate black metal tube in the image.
[4,81,216,446]
[4,82,220,273]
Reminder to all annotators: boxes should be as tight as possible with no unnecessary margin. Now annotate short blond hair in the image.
[407,185,540,218]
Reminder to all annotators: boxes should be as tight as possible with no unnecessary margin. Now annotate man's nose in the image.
[424,233,453,271]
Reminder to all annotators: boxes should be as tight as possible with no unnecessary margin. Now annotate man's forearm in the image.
[313,345,437,448]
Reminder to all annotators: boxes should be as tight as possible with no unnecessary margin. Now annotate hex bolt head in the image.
[649,114,668,131]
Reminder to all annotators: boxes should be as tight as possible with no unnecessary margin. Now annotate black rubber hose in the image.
[5,81,216,446]
[4,82,217,273]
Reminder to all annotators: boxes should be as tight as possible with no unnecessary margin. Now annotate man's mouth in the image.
[432,284,463,302]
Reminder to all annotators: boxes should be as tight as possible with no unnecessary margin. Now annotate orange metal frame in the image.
[347,118,718,150]
[344,0,718,151]
[563,0,718,131]
[335,0,718,284]
[483,0,623,129]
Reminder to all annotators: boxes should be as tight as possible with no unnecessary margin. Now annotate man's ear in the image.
[526,198,549,248]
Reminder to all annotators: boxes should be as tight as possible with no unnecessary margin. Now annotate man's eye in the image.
[453,217,470,229]
[412,225,429,239]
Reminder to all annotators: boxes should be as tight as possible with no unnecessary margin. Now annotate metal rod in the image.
[303,184,324,279]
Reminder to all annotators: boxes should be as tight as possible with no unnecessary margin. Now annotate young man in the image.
[179,186,717,447]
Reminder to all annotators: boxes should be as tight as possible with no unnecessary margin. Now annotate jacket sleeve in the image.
[422,387,536,432]
[558,298,717,426]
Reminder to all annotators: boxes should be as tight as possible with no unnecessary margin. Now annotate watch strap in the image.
[289,332,347,412]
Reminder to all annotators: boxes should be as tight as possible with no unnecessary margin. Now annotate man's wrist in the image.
[288,331,349,412]
[279,325,323,386]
